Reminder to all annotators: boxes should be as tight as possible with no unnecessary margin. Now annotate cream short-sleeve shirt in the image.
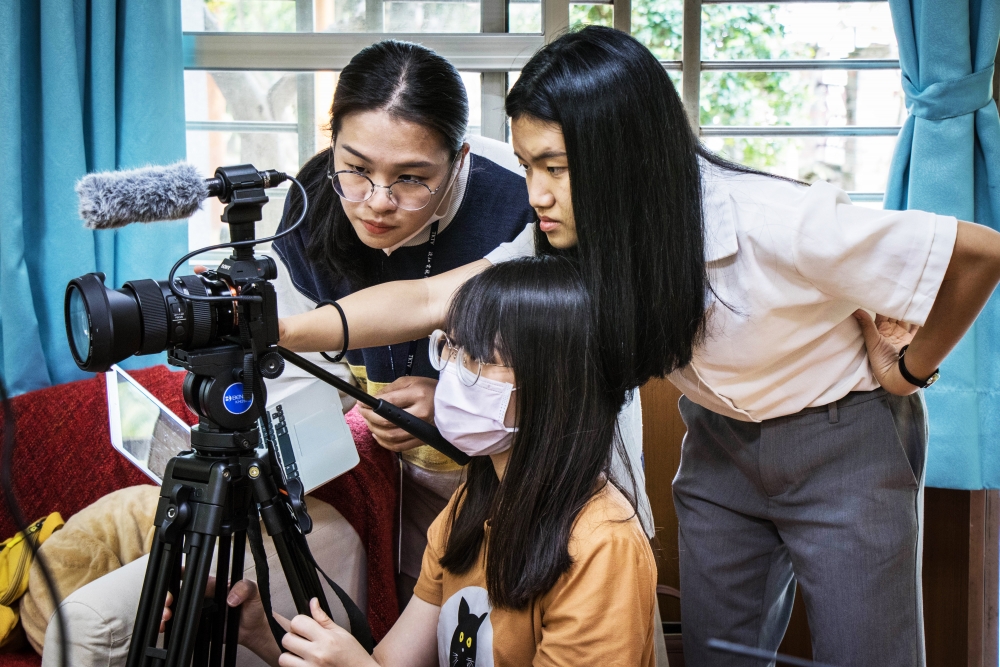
[486,163,958,422]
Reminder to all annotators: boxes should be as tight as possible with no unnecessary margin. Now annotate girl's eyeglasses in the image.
[327,152,459,212]
[428,329,507,387]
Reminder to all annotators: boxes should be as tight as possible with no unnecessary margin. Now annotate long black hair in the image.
[283,40,469,289]
[438,256,637,610]
[506,26,756,394]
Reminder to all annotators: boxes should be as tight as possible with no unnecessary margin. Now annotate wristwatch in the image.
[898,345,940,388]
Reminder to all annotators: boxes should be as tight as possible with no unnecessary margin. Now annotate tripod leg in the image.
[223,531,247,667]
[165,532,217,667]
[271,530,333,617]
[246,459,331,616]
[127,530,184,667]
[208,534,231,667]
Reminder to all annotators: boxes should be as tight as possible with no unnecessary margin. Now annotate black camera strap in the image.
[246,510,376,655]
[246,506,288,645]
[291,527,375,652]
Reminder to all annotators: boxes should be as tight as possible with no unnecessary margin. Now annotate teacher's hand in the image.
[853,310,920,396]
[357,376,438,453]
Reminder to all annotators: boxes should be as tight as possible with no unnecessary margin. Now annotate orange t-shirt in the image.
[413,483,657,667]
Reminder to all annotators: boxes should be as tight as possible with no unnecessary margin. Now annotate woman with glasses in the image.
[266,40,535,608]
[278,26,1000,666]
[225,257,658,667]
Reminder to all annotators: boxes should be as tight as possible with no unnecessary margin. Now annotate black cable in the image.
[165,174,310,305]
[0,375,67,667]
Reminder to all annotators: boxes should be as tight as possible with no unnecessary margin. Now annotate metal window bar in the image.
[681,0,701,130]
[700,126,901,137]
[613,0,630,34]
[701,59,900,71]
[482,0,510,142]
[544,0,570,43]
[183,33,545,71]
[296,0,316,168]
[186,120,299,133]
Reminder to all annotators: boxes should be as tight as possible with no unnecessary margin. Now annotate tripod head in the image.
[165,165,285,457]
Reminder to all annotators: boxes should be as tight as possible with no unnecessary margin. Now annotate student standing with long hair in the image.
[279,26,1000,666]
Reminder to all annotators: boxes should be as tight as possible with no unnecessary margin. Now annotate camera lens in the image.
[66,285,92,366]
[64,273,142,372]
[64,272,237,373]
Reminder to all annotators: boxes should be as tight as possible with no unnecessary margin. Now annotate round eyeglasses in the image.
[428,329,507,387]
[327,155,458,212]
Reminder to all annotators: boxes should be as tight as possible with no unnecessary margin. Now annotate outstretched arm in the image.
[858,220,1000,394]
[278,259,490,354]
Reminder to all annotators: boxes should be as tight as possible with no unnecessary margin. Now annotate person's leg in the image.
[673,397,796,666]
[41,497,364,667]
[41,554,149,667]
[768,391,926,667]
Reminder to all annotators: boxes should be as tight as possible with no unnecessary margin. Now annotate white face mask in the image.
[382,154,464,256]
[434,364,517,457]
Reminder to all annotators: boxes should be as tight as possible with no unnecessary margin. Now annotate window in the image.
[182,0,902,254]
[641,1,901,205]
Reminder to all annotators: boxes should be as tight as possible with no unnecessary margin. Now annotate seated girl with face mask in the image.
[226,256,658,667]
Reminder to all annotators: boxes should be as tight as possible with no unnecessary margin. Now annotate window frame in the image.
[678,0,899,204]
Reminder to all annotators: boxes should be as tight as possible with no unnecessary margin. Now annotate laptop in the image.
[106,365,359,492]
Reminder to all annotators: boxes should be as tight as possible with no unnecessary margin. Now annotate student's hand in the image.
[853,309,920,396]
[225,579,291,663]
[357,376,438,453]
[279,598,377,667]
[161,577,287,667]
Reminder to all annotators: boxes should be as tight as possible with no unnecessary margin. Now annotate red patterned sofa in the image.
[0,365,399,666]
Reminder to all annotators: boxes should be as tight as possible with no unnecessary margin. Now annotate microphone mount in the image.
[204,164,287,203]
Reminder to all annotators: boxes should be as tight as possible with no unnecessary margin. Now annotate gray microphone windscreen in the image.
[76,162,209,230]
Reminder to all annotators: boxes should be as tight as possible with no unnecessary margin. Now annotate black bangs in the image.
[445,255,587,367]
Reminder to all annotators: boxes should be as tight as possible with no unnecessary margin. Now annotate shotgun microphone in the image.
[76,162,287,230]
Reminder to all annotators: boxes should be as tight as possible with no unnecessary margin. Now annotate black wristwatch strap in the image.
[898,345,940,388]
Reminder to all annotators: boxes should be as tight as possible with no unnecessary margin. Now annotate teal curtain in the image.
[885,0,1000,488]
[0,0,188,396]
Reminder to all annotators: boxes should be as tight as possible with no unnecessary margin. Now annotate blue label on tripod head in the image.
[223,383,254,414]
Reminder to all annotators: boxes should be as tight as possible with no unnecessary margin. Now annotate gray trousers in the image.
[673,389,927,667]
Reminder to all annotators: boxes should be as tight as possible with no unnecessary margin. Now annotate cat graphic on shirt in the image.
[449,597,488,667]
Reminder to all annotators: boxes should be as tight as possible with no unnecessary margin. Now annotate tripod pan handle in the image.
[373,400,470,465]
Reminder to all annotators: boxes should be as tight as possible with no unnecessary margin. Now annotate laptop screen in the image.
[109,366,191,483]
[107,365,359,491]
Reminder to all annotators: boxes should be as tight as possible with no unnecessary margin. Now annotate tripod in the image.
[125,345,346,667]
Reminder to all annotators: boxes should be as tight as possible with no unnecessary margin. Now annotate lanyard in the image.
[388,220,439,379]
[388,221,440,573]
